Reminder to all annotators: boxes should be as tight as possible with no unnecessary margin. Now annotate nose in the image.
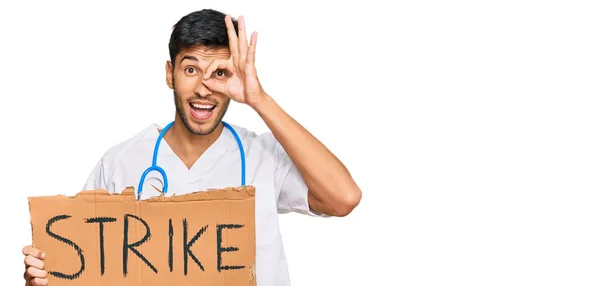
[194,80,212,97]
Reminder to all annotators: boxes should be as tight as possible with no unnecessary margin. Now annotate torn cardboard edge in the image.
[27,185,256,205]
[27,184,258,285]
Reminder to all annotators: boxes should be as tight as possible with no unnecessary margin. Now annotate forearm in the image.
[253,93,362,216]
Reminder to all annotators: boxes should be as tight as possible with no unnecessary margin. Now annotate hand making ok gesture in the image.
[203,15,267,108]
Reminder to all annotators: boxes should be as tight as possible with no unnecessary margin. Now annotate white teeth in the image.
[191,103,214,109]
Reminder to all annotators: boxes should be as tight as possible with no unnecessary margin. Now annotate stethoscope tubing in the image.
[137,121,246,200]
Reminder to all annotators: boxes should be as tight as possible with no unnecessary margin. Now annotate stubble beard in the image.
[173,89,230,136]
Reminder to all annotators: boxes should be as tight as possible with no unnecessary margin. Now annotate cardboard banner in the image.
[28,186,256,285]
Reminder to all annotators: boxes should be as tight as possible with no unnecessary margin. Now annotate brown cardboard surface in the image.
[28,186,256,286]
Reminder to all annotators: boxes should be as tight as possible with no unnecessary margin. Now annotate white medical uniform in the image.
[82,122,324,286]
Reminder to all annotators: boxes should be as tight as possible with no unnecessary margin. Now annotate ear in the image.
[165,60,174,89]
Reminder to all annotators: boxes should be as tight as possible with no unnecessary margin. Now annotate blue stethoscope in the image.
[137,120,246,199]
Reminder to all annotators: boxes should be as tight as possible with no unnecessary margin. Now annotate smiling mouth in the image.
[189,102,216,121]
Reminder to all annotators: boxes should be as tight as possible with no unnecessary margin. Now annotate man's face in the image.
[166,45,231,135]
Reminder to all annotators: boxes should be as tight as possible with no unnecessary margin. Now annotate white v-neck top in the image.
[82,122,323,286]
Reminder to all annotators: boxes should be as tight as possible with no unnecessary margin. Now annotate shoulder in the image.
[226,123,277,146]
[97,124,159,169]
[225,122,284,161]
[83,124,159,192]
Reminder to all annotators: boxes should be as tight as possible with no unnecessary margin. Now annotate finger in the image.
[203,58,233,80]
[202,78,228,95]
[237,16,248,66]
[31,277,48,286]
[24,255,44,270]
[246,32,258,65]
[26,266,47,278]
[22,246,45,260]
[225,15,239,64]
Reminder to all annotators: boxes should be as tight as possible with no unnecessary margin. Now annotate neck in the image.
[162,117,224,168]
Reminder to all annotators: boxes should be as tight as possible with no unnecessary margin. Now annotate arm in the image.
[253,94,362,216]
[203,15,362,216]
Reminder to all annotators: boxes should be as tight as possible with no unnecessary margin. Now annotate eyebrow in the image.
[180,55,198,63]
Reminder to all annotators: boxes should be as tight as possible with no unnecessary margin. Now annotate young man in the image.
[22,9,361,286]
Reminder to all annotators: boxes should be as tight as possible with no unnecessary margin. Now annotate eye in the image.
[214,69,227,77]
[185,67,197,74]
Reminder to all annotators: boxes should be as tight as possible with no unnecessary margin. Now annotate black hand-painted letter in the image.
[122,214,157,276]
[216,224,245,272]
[85,217,117,275]
[168,219,174,272]
[183,219,208,275]
[46,214,85,280]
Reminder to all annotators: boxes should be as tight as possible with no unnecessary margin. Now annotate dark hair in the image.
[168,9,238,66]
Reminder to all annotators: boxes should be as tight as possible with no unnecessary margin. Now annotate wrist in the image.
[251,92,276,115]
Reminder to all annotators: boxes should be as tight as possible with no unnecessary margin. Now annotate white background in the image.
[1,0,599,285]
